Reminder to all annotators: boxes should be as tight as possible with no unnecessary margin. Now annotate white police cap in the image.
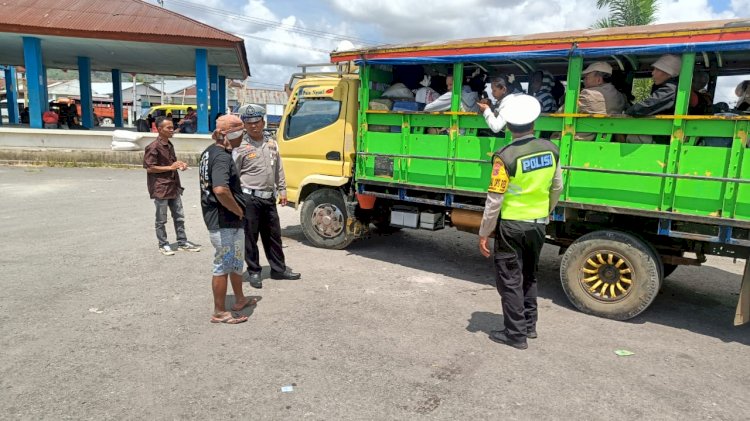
[237,103,266,123]
[498,94,541,126]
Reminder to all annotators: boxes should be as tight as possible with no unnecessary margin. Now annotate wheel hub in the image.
[580,252,634,302]
[311,203,344,238]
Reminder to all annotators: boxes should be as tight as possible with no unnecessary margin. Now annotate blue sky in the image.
[709,0,732,11]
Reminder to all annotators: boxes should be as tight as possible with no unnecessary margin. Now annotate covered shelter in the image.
[0,0,250,132]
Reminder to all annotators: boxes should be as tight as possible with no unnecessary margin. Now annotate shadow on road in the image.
[532,263,749,346]
[466,311,504,336]
[225,294,262,318]
[285,225,749,345]
[336,227,497,285]
[629,265,749,345]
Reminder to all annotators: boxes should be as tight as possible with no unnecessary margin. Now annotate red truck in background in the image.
[51,98,130,126]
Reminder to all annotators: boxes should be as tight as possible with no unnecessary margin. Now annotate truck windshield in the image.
[284,97,341,139]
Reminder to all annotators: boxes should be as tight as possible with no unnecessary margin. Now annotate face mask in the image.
[225,129,244,141]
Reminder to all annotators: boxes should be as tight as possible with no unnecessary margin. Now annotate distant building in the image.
[234,84,289,126]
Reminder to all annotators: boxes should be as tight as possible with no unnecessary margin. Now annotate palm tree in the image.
[595,0,660,100]
[594,0,659,28]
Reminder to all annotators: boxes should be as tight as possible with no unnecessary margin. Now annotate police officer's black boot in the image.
[270,268,301,280]
[490,330,528,350]
[247,272,262,289]
[527,327,538,339]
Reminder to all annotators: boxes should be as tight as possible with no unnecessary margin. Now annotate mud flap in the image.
[344,198,368,238]
[346,217,367,238]
[735,259,750,326]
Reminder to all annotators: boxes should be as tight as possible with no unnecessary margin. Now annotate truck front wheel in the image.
[300,188,355,250]
[560,230,661,321]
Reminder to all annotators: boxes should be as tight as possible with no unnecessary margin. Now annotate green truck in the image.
[276,19,750,325]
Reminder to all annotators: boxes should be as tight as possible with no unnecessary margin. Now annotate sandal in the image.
[210,312,248,324]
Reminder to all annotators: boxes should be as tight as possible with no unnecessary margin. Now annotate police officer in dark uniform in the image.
[235,104,301,288]
[478,94,563,350]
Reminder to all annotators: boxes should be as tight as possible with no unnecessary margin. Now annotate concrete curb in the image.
[0,147,203,167]
[0,127,214,168]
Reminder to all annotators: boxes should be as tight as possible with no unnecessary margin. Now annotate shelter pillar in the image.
[111,69,123,127]
[42,65,49,111]
[78,57,94,128]
[4,66,19,124]
[22,36,44,128]
[195,49,209,134]
[218,76,227,115]
[209,65,219,131]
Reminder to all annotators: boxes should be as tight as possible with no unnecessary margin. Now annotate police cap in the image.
[498,94,541,126]
[238,104,266,123]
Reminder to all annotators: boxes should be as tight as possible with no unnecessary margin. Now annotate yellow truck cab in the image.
[276,63,362,245]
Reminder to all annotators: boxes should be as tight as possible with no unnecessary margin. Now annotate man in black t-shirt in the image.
[199,114,254,324]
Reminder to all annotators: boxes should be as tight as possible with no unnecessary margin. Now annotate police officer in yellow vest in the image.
[478,94,563,350]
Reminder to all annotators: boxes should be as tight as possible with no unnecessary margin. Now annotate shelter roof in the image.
[0,0,249,78]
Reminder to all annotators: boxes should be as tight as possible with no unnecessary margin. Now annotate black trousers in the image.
[493,220,545,340]
[243,194,286,274]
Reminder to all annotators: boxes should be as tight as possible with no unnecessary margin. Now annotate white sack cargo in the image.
[381,83,414,100]
[111,140,141,151]
[112,130,144,143]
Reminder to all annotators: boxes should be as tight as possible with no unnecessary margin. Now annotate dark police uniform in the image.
[479,94,563,348]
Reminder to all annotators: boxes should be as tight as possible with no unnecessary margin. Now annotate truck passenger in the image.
[624,54,682,143]
[625,54,681,117]
[689,71,712,115]
[528,70,558,112]
[477,74,522,133]
[570,62,628,140]
[423,74,482,112]
[578,62,628,115]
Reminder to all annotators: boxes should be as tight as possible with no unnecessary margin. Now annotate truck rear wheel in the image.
[560,230,661,320]
[300,188,355,250]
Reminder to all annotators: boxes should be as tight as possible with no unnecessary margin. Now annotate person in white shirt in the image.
[477,75,523,133]
[423,75,481,112]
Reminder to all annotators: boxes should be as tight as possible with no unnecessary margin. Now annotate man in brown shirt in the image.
[143,117,200,255]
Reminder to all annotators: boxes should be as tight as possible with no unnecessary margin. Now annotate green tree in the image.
[594,0,659,28]
[594,0,660,101]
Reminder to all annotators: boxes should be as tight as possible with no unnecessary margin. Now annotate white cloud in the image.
[656,0,734,23]
[329,0,609,42]
[226,1,359,86]
[730,0,750,14]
